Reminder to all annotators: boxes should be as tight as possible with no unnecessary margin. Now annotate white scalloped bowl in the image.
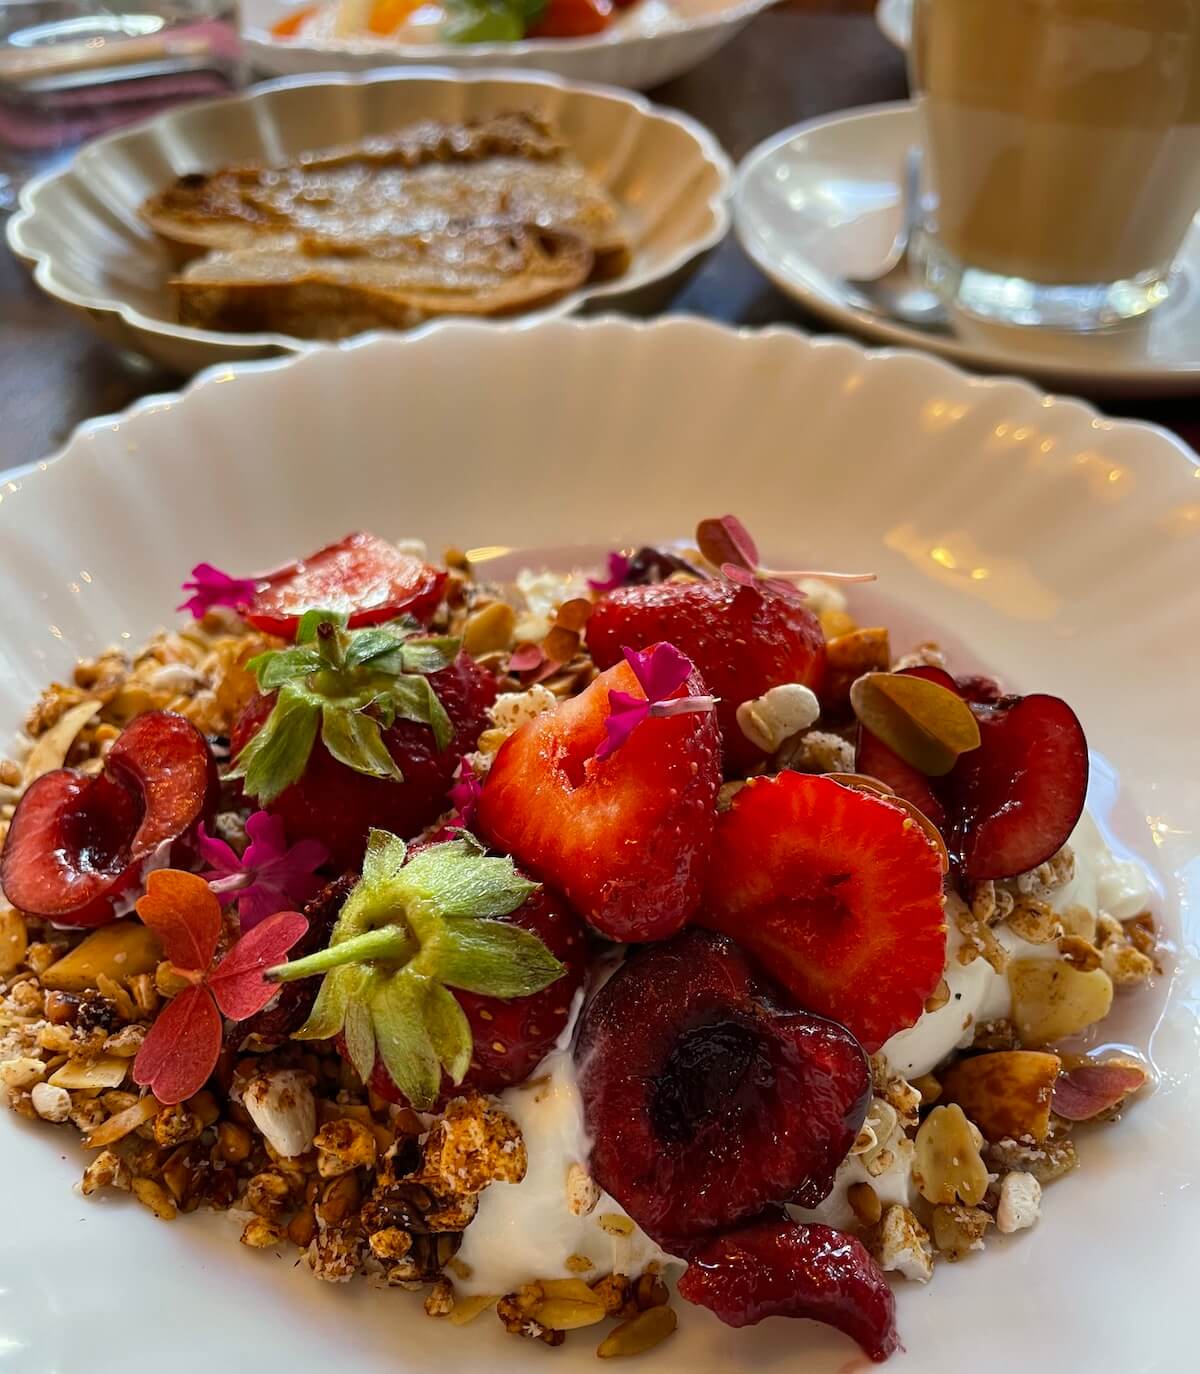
[4,71,731,374]
[241,0,776,87]
[0,317,1196,1374]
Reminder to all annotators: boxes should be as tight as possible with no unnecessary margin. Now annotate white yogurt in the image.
[882,811,1153,1079]
[454,1032,676,1296]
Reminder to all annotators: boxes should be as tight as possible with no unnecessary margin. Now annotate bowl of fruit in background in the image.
[239,0,779,87]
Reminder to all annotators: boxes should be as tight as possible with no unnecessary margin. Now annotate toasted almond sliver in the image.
[535,1297,608,1330]
[83,1095,160,1148]
[447,1294,500,1327]
[22,700,102,785]
[48,1055,129,1091]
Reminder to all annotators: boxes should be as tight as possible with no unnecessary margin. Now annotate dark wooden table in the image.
[1,2,1196,470]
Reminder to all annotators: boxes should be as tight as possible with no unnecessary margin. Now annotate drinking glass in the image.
[909,0,1200,329]
[0,0,242,210]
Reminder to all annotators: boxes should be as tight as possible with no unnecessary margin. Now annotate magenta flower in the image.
[198,811,328,930]
[588,551,631,593]
[447,760,483,830]
[596,643,716,761]
[695,515,875,603]
[178,562,260,620]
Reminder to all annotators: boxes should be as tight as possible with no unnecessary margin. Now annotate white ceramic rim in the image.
[241,0,776,65]
[5,67,733,359]
[19,312,1195,478]
[733,100,1200,397]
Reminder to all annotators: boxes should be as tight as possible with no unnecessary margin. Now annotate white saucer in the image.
[876,0,910,49]
[734,102,1200,398]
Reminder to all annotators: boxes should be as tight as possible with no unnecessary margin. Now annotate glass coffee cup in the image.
[909,0,1200,329]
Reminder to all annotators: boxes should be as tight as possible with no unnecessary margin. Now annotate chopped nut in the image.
[776,729,855,775]
[1015,846,1075,897]
[972,1017,1020,1051]
[307,1223,361,1282]
[24,942,61,976]
[217,1120,253,1163]
[463,603,516,658]
[1059,903,1098,942]
[80,1149,130,1195]
[187,1089,220,1126]
[736,682,820,753]
[1005,897,1063,945]
[534,1279,608,1330]
[912,1073,942,1105]
[924,979,951,1013]
[103,1024,146,1057]
[153,1102,203,1148]
[986,1135,1078,1184]
[132,1176,177,1220]
[847,1181,883,1227]
[591,1273,633,1316]
[566,1161,600,1217]
[245,1171,293,1221]
[1100,941,1154,986]
[1059,935,1102,971]
[634,1272,670,1311]
[161,1144,201,1204]
[448,1293,500,1326]
[242,1069,316,1159]
[241,1217,287,1249]
[930,1203,992,1261]
[913,1104,989,1205]
[597,1212,635,1238]
[1009,960,1114,1044]
[128,973,159,1018]
[288,1205,317,1249]
[871,1204,933,1282]
[597,1305,677,1358]
[419,1091,526,1193]
[996,1171,1042,1234]
[0,909,29,976]
[368,1227,413,1261]
[69,1097,108,1133]
[424,1278,455,1317]
[314,1117,377,1177]
[316,1171,361,1227]
[0,1056,46,1092]
[30,1081,71,1122]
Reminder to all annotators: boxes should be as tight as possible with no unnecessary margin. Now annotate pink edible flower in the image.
[198,811,327,930]
[588,551,631,593]
[447,760,483,830]
[695,515,875,604]
[177,562,259,620]
[596,643,716,760]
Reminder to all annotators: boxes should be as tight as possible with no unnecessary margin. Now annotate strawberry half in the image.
[855,668,1088,883]
[476,652,721,942]
[1,711,217,927]
[585,580,825,775]
[245,532,446,637]
[232,653,496,871]
[699,772,947,1052]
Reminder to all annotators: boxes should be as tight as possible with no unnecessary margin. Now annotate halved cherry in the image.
[244,532,446,637]
[0,711,217,927]
[946,693,1087,882]
[854,665,955,830]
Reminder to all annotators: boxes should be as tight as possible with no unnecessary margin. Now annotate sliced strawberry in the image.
[678,1220,899,1362]
[0,712,217,927]
[476,654,721,941]
[369,875,590,1106]
[244,532,446,637]
[946,694,1088,882]
[855,669,1088,883]
[699,772,947,1051]
[232,654,496,871]
[585,580,825,775]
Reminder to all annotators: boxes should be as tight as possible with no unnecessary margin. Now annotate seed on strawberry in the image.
[577,930,870,1250]
[699,771,947,1052]
[476,652,721,942]
[585,580,825,774]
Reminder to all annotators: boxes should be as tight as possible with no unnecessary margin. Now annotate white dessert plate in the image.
[4,69,731,374]
[240,0,776,89]
[735,102,1200,398]
[0,315,1196,1372]
[876,0,910,49]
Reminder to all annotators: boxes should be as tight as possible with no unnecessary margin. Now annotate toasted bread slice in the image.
[172,223,594,339]
[142,110,628,278]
